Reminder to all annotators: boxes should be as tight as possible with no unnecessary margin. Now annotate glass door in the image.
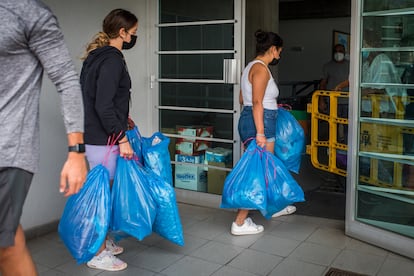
[155,0,242,196]
[347,0,414,258]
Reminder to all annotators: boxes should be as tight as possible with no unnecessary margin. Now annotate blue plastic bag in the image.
[58,165,111,264]
[220,140,267,211]
[110,157,157,241]
[142,132,173,185]
[126,125,143,164]
[143,167,184,246]
[275,108,305,174]
[260,152,305,219]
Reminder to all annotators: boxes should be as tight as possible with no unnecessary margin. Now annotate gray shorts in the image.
[0,167,33,248]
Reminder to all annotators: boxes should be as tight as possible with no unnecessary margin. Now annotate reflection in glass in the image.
[160,83,234,110]
[159,110,233,140]
[160,25,234,51]
[363,1,414,12]
[358,1,414,238]
[160,54,233,79]
[160,0,233,23]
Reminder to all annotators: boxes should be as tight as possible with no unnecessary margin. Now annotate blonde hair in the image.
[81,32,110,60]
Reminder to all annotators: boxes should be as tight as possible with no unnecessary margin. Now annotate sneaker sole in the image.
[231,228,264,236]
[272,206,297,218]
[86,262,128,272]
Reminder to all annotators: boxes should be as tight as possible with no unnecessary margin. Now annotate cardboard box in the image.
[174,164,207,192]
[176,125,214,141]
[174,153,207,192]
[175,139,211,155]
[207,162,229,195]
[205,147,232,164]
[175,154,204,164]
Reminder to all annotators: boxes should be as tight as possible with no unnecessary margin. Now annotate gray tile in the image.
[129,246,184,272]
[268,221,318,241]
[53,259,100,275]
[377,256,414,276]
[227,249,283,275]
[99,265,156,276]
[160,256,221,276]
[307,228,350,249]
[190,240,244,265]
[36,263,51,274]
[32,242,73,268]
[346,238,388,257]
[211,266,257,276]
[153,233,209,255]
[184,219,228,240]
[213,230,264,248]
[331,249,385,276]
[269,258,327,276]
[39,269,67,276]
[250,234,301,257]
[289,242,341,266]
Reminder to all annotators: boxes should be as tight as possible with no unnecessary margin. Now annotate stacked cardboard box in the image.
[204,147,232,195]
[174,125,213,192]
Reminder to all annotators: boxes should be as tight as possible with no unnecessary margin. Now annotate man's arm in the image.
[28,6,87,195]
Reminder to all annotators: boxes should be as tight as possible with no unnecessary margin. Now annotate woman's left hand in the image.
[119,142,134,159]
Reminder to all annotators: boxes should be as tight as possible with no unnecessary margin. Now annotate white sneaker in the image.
[231,217,264,236]
[87,249,127,271]
[106,239,124,255]
[272,205,297,218]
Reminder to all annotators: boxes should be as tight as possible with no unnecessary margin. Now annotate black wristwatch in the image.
[68,143,85,153]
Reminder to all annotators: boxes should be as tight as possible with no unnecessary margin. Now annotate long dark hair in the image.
[255,29,283,56]
[82,9,138,59]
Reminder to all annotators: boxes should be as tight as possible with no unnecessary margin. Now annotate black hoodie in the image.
[80,46,131,145]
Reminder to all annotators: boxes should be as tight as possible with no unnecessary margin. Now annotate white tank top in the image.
[241,60,279,110]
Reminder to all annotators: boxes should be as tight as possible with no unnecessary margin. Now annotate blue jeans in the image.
[238,106,277,146]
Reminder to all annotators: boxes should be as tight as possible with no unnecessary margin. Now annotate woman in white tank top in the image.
[230,30,296,236]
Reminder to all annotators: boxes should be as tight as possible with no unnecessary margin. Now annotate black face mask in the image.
[122,35,137,50]
[269,57,280,66]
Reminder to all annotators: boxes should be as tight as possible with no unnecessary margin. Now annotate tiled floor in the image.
[28,203,414,276]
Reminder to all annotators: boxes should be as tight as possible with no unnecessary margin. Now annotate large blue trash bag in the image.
[260,152,305,219]
[220,140,267,211]
[126,125,143,164]
[58,165,111,264]
[275,108,305,174]
[143,166,184,246]
[142,132,173,185]
[110,157,157,241]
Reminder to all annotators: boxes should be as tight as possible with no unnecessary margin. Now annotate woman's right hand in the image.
[119,141,134,159]
[256,134,266,148]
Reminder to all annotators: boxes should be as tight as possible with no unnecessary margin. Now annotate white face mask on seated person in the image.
[334,52,345,62]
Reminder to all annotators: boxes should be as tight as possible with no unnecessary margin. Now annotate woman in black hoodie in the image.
[80,8,138,272]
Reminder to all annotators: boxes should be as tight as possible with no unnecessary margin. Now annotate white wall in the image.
[278,17,351,98]
[21,0,152,229]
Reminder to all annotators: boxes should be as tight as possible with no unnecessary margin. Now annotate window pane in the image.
[363,1,414,12]
[363,15,414,48]
[160,54,233,79]
[160,0,234,23]
[160,24,234,51]
[160,83,234,110]
[160,110,234,140]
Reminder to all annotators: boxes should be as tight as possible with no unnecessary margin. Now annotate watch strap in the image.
[68,143,85,153]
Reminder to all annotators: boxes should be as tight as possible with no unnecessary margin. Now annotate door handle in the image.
[223,59,239,84]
